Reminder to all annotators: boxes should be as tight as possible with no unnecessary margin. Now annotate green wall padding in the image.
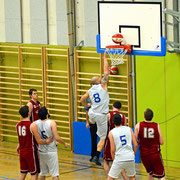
[136,53,180,168]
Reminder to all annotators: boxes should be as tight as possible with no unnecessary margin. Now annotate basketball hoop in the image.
[106,44,132,65]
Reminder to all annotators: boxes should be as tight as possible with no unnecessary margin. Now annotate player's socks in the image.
[96,151,101,158]
[92,151,101,165]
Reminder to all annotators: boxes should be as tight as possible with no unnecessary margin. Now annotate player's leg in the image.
[40,176,46,180]
[129,176,135,180]
[121,169,128,180]
[147,174,154,180]
[18,173,27,180]
[31,174,38,180]
[52,176,59,180]
[107,176,115,180]
[124,161,136,180]
[103,160,110,177]
[89,123,97,161]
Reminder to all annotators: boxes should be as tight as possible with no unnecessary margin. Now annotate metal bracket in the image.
[75,40,84,50]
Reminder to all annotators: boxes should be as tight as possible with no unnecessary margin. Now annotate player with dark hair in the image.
[80,50,109,166]
[134,108,165,180]
[108,113,137,180]
[103,101,127,179]
[16,106,51,180]
[30,106,67,180]
[27,89,41,122]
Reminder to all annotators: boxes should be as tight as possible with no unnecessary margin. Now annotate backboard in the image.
[96,1,166,56]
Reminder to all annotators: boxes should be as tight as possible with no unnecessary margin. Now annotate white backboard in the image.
[97,1,166,56]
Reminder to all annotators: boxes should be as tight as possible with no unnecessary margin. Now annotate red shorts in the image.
[103,138,113,161]
[141,152,165,178]
[20,150,40,175]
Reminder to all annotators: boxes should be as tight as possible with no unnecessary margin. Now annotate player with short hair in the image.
[103,101,127,179]
[16,106,51,180]
[27,89,41,122]
[30,106,68,180]
[108,113,137,180]
[134,108,165,180]
[80,50,109,165]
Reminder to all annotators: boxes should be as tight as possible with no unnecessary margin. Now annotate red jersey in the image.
[29,100,41,122]
[16,120,40,174]
[138,121,160,157]
[16,120,35,151]
[103,111,126,160]
[109,111,126,129]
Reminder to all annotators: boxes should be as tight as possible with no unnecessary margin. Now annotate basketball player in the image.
[134,108,165,180]
[30,106,68,180]
[27,89,41,122]
[108,113,137,180]
[84,97,97,162]
[103,101,127,179]
[80,50,109,165]
[16,106,52,180]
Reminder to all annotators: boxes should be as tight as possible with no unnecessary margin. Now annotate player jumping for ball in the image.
[80,50,109,165]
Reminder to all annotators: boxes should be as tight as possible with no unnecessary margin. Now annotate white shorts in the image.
[88,111,108,139]
[39,151,59,177]
[108,160,136,178]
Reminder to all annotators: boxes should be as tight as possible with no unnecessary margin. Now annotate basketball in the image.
[109,65,118,75]
[112,33,123,44]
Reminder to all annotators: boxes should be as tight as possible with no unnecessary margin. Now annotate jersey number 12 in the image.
[144,128,154,138]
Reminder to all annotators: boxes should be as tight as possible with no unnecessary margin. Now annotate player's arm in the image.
[131,128,138,155]
[158,124,164,145]
[30,123,52,145]
[107,113,110,122]
[109,132,115,160]
[16,143,20,154]
[80,91,91,108]
[134,123,139,141]
[27,102,33,116]
[101,50,109,90]
[51,120,68,148]
[85,111,90,129]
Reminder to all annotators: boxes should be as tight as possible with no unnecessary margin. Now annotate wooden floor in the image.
[0,141,180,180]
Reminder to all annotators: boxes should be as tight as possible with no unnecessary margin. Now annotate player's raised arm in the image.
[101,50,109,90]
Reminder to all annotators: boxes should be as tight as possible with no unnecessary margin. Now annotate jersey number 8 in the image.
[93,93,101,103]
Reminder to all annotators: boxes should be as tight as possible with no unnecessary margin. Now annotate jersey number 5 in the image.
[144,128,154,138]
[18,126,26,136]
[120,135,127,146]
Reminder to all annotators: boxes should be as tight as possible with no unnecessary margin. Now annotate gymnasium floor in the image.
[0,141,179,180]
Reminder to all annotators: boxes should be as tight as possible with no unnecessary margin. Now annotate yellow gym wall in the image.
[0,43,180,168]
[136,53,180,168]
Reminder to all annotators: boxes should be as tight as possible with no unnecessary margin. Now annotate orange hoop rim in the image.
[106,44,132,53]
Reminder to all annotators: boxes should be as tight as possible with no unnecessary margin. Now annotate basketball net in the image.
[106,44,131,65]
[106,48,128,65]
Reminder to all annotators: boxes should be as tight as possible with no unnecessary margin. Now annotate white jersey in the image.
[88,84,109,114]
[36,119,57,152]
[111,126,134,161]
